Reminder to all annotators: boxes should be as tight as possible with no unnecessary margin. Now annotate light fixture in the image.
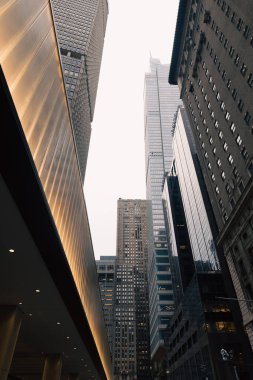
[29,313,32,317]
[66,336,70,339]
[56,322,61,325]
[73,347,77,350]
[9,249,15,253]
[19,302,23,305]
[35,289,40,293]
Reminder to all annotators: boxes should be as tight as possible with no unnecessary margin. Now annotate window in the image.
[240,63,247,76]
[232,88,237,100]
[238,99,244,112]
[217,159,222,167]
[225,111,230,121]
[219,131,223,139]
[230,122,236,133]
[229,46,234,57]
[245,112,251,125]
[237,18,243,31]
[208,162,212,170]
[215,186,220,194]
[247,73,253,88]
[209,137,213,144]
[228,154,233,165]
[227,79,232,89]
[231,12,237,24]
[243,25,250,39]
[214,120,219,129]
[211,173,216,181]
[223,142,228,151]
[221,171,226,180]
[234,54,240,66]
[213,147,217,155]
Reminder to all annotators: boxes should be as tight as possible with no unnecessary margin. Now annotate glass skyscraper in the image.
[144,58,181,361]
[51,0,108,180]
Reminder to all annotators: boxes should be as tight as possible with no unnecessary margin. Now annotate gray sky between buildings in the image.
[85,0,180,258]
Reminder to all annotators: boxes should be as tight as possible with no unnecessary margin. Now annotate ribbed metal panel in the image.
[0,1,112,378]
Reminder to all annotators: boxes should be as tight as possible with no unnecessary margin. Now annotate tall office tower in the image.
[114,199,151,380]
[0,2,112,379]
[162,107,253,379]
[170,0,253,349]
[51,0,108,180]
[96,256,116,360]
[144,58,181,368]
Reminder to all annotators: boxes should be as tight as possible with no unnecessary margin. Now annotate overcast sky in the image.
[85,0,180,259]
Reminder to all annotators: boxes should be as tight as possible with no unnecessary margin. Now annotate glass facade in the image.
[144,59,181,357]
[51,0,108,180]
[173,108,220,272]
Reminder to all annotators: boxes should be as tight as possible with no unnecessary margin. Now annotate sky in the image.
[85,0,180,259]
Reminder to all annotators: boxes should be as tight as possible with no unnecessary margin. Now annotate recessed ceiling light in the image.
[73,347,77,350]
[57,322,61,325]
[35,289,40,293]
[81,358,84,361]
[19,302,23,305]
[9,249,15,253]
[29,313,32,317]
[66,336,70,339]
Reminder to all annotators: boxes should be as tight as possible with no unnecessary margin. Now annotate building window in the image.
[229,46,234,57]
[215,186,220,194]
[227,79,232,89]
[211,173,216,181]
[225,111,230,121]
[228,154,234,165]
[238,99,244,112]
[240,63,247,76]
[237,18,243,31]
[232,88,237,100]
[247,73,253,88]
[245,111,251,125]
[221,171,226,180]
[219,131,223,139]
[223,142,228,151]
[230,122,236,133]
[217,159,222,167]
[234,54,240,66]
[243,25,250,39]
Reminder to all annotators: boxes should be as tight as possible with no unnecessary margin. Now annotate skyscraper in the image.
[144,58,181,366]
[114,199,151,380]
[162,107,253,379]
[96,256,116,361]
[51,0,108,180]
[169,0,253,349]
[0,1,112,379]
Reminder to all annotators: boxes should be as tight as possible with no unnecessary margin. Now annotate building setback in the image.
[144,58,182,371]
[114,199,151,380]
[162,106,253,380]
[51,0,108,180]
[169,0,253,349]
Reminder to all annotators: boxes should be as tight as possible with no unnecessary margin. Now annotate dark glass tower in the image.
[51,0,108,180]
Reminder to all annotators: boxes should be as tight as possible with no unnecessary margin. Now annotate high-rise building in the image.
[0,1,112,379]
[114,199,151,380]
[169,0,253,349]
[144,58,181,367]
[51,0,108,180]
[96,256,116,361]
[162,106,253,379]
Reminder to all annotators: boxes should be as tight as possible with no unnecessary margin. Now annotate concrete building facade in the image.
[169,0,253,349]
[114,199,151,380]
[96,256,116,362]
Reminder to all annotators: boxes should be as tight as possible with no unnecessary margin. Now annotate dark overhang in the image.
[0,66,108,380]
[169,0,189,85]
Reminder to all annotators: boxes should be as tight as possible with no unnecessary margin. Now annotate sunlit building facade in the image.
[114,199,151,380]
[144,58,181,368]
[51,0,108,180]
[0,1,112,379]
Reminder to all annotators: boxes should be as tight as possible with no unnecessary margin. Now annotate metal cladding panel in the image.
[0,1,112,379]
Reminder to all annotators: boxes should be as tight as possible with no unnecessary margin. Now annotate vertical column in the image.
[0,306,23,380]
[42,355,62,380]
